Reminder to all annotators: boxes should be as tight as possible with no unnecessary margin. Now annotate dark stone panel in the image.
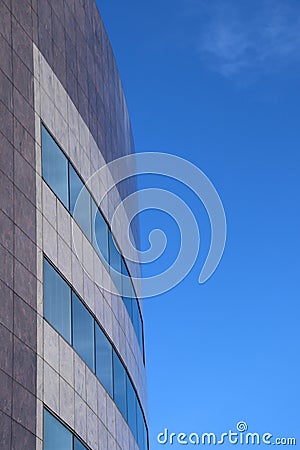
[53,44,67,88]
[13,294,36,351]
[0,170,13,219]
[38,23,53,69]
[11,421,36,450]
[0,132,14,181]
[65,0,75,15]
[14,227,36,275]
[66,33,77,75]
[0,210,13,254]
[0,323,13,376]
[13,260,37,311]
[12,87,35,139]
[0,280,13,330]
[31,0,38,13]
[38,0,52,36]
[52,11,65,53]
[12,51,34,105]
[11,17,33,73]
[0,245,14,290]
[11,0,32,39]
[0,101,14,145]
[78,85,89,124]
[13,187,36,243]
[66,65,78,107]
[0,1,12,43]
[12,381,36,434]
[13,337,36,394]
[0,370,12,415]
[64,1,76,42]
[13,119,35,169]
[0,69,13,111]
[77,56,88,95]
[74,0,86,34]
[14,151,35,204]
[32,9,38,44]
[0,411,12,448]
[0,35,12,80]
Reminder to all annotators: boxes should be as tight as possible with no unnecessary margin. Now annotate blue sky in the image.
[98,0,300,448]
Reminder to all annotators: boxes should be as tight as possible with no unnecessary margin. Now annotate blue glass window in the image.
[74,437,88,450]
[44,409,72,450]
[92,200,109,265]
[95,324,113,397]
[42,125,69,208]
[121,260,133,316]
[113,350,127,419]
[72,292,95,371]
[108,233,122,293]
[44,259,71,343]
[127,378,137,440]
[69,165,92,240]
[137,404,146,450]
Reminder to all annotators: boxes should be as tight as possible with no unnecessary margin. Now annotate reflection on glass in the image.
[44,259,71,343]
[95,324,113,397]
[44,409,72,450]
[92,200,109,265]
[108,233,122,292]
[72,292,95,371]
[74,437,87,450]
[69,165,92,240]
[127,379,137,440]
[42,125,69,208]
[113,350,127,419]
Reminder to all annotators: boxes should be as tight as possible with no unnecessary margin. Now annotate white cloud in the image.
[187,0,300,78]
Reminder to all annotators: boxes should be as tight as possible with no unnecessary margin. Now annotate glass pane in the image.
[121,261,133,313]
[137,404,145,450]
[95,324,113,397]
[44,409,72,450]
[137,311,143,352]
[74,437,87,450]
[144,422,148,450]
[132,299,140,341]
[42,125,69,208]
[72,292,95,371]
[43,259,71,343]
[69,165,92,241]
[113,350,127,419]
[91,201,109,265]
[108,233,122,293]
[127,378,137,440]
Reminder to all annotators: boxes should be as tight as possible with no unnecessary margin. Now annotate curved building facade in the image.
[0,1,148,449]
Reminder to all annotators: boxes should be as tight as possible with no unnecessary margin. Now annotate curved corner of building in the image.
[0,0,148,449]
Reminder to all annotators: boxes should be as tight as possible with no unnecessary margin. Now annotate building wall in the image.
[0,1,147,449]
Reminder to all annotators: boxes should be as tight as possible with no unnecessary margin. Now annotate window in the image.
[44,409,72,450]
[69,165,92,241]
[74,438,87,450]
[43,409,88,450]
[44,259,71,343]
[72,292,95,371]
[42,125,69,208]
[43,256,148,449]
[127,379,137,440]
[137,404,146,450]
[108,233,122,293]
[41,124,145,357]
[95,323,113,397]
[92,201,109,266]
[113,350,127,419]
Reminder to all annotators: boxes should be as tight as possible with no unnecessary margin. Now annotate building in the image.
[0,0,148,449]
